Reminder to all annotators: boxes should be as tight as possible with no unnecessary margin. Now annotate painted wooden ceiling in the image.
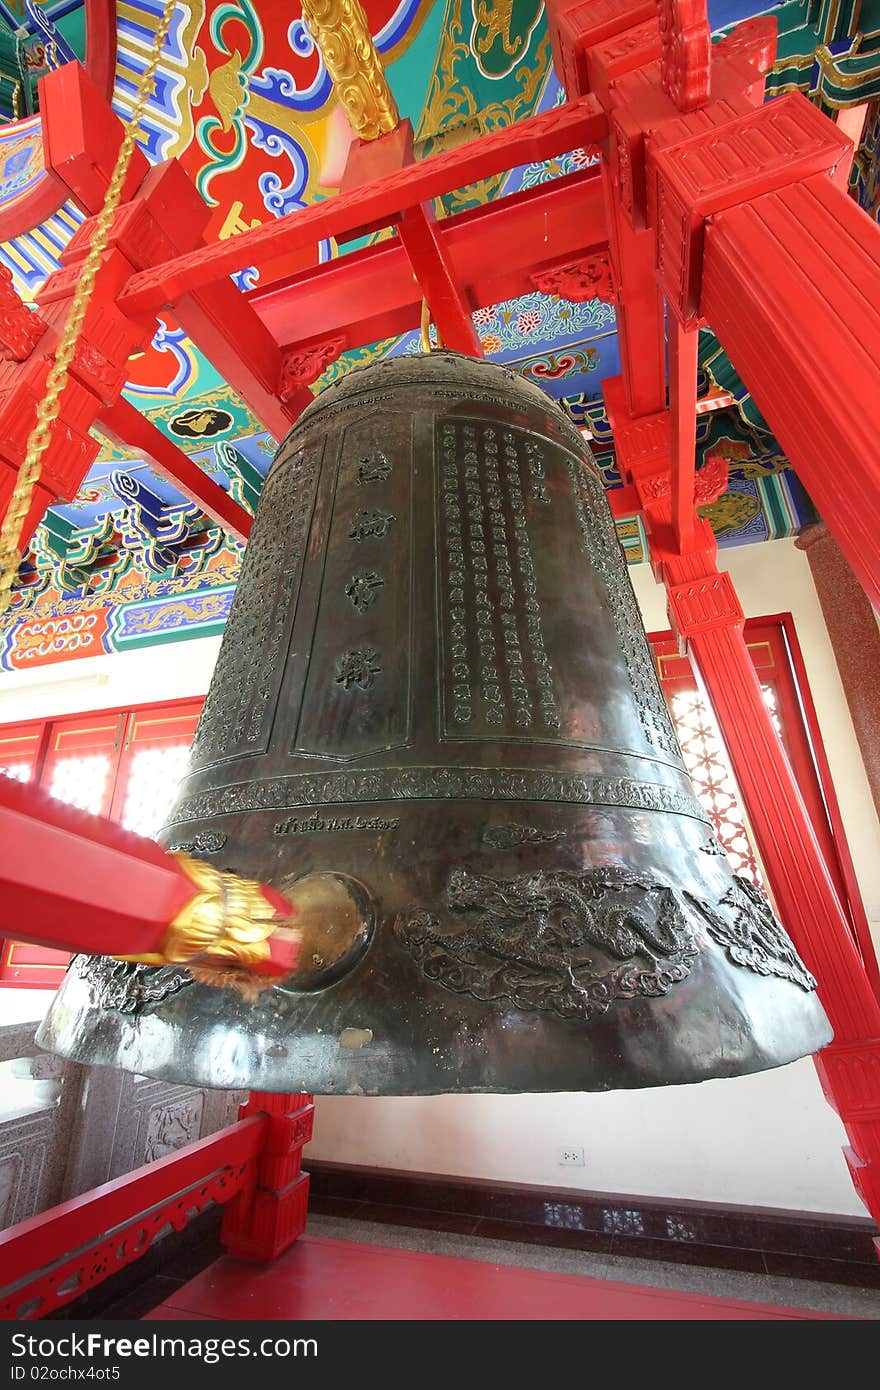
[0,0,876,668]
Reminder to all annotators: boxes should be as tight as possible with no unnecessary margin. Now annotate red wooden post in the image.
[606,378,880,1236]
[221,1092,314,1261]
[396,204,482,356]
[668,317,698,552]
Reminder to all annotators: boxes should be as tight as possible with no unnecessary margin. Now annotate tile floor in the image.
[303,1213,880,1319]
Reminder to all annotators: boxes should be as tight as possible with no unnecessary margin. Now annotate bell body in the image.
[39,353,830,1092]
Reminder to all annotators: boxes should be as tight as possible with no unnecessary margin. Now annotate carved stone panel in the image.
[144,1094,205,1162]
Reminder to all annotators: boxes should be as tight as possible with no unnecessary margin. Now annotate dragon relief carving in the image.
[395,866,819,1020]
[395,867,698,1023]
[687,875,817,992]
[74,956,194,1014]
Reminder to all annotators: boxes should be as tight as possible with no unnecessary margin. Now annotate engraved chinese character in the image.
[349,509,396,541]
[345,571,385,613]
[335,646,382,691]
[356,452,392,485]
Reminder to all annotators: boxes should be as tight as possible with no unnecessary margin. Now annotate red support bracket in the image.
[40,61,150,215]
[221,1092,314,1261]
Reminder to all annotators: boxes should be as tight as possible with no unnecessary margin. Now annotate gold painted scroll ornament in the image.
[300,0,400,140]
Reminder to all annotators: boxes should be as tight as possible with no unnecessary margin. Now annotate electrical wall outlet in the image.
[557,1146,585,1167]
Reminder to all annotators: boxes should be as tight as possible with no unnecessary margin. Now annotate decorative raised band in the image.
[165,765,710,828]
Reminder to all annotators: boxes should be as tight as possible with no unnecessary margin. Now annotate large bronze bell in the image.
[40,352,830,1093]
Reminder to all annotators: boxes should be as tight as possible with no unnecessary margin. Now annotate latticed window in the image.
[46,753,112,818]
[666,686,763,885]
[0,699,202,986]
[0,761,30,783]
[119,743,193,838]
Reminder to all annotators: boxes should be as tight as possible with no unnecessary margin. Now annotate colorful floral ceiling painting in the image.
[0,0,875,669]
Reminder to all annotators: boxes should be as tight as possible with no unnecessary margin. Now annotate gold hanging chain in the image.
[419,298,444,354]
[0,0,177,614]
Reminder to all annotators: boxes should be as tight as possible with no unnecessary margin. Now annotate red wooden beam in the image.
[118,95,608,314]
[700,174,880,611]
[0,775,296,972]
[668,316,699,551]
[98,397,253,541]
[82,158,305,440]
[0,6,119,244]
[249,168,607,352]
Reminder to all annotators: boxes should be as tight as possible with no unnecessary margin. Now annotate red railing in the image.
[0,1093,314,1321]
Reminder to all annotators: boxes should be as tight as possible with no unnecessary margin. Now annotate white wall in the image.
[0,635,221,725]
[1,541,875,1215]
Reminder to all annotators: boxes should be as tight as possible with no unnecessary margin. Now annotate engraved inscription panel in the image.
[437,419,560,741]
[435,419,678,758]
[567,457,680,757]
[187,444,321,767]
[294,414,412,759]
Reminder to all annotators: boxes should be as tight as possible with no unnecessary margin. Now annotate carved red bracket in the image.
[531,252,617,303]
[0,267,48,362]
[279,334,347,397]
[637,450,729,505]
[657,0,712,113]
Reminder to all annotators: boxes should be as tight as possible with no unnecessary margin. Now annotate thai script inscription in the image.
[438,419,559,736]
[274,812,400,836]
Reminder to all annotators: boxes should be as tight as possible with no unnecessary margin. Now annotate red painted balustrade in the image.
[0,1093,314,1321]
